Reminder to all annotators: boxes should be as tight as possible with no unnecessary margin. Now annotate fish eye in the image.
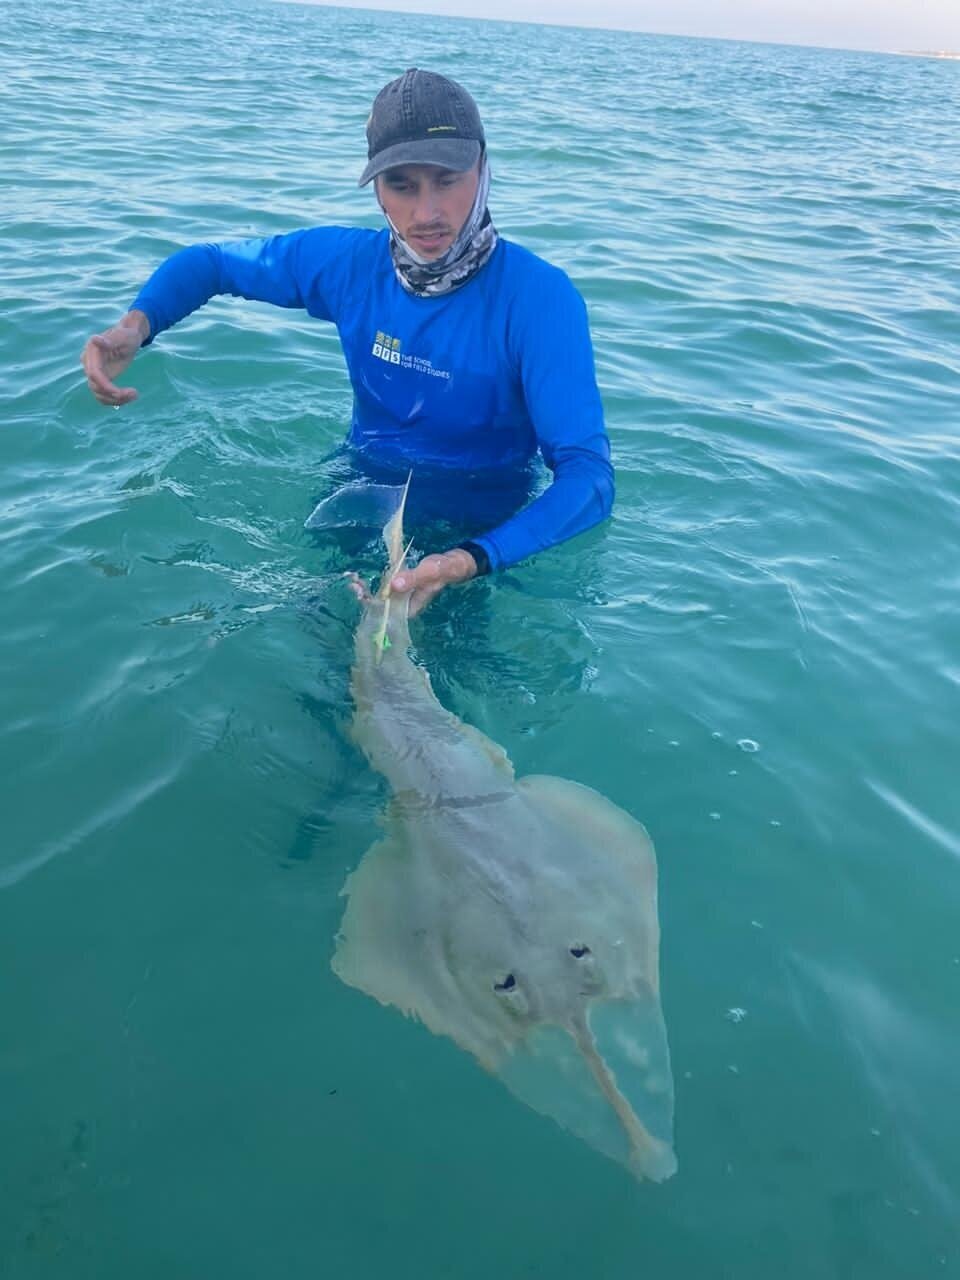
[569,944,591,958]
[494,973,517,992]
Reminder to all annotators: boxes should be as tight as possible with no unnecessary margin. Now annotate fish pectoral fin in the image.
[516,773,661,990]
[332,820,511,1067]
[516,773,657,892]
[331,823,427,1018]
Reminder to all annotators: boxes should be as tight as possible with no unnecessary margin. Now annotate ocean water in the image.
[2,0,959,1274]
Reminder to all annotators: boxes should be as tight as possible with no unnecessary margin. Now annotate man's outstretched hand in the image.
[390,548,479,616]
[348,548,479,617]
[81,310,150,406]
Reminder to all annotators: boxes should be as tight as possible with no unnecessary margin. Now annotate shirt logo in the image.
[372,331,401,365]
[370,327,451,380]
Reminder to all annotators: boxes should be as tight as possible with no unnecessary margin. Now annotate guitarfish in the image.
[313,481,676,1181]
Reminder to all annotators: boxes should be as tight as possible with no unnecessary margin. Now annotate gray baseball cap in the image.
[359,68,485,187]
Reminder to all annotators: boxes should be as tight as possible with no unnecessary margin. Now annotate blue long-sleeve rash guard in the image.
[131,227,613,571]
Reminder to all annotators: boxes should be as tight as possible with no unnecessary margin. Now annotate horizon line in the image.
[272,0,958,57]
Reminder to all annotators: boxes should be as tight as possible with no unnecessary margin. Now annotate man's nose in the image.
[413,186,441,224]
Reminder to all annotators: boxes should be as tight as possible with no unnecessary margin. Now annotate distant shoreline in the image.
[899,50,960,59]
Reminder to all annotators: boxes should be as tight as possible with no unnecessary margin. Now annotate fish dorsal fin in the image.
[371,472,412,660]
[303,480,409,531]
[378,471,412,596]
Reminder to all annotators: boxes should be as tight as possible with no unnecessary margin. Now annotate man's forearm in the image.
[129,233,312,346]
[130,244,225,345]
[469,447,614,572]
[121,309,151,345]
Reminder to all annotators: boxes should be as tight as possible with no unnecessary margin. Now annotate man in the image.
[81,69,614,614]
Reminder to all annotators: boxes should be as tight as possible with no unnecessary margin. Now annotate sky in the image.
[288,0,960,52]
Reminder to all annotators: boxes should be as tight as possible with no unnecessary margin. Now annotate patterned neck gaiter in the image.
[381,153,498,298]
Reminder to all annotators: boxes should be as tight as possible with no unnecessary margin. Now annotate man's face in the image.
[376,163,480,260]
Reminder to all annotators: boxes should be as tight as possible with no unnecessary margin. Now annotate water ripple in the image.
[2,1,959,1273]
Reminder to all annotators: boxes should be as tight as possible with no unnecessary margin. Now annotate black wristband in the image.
[456,541,491,577]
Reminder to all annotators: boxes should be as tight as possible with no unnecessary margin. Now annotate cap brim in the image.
[358,138,481,187]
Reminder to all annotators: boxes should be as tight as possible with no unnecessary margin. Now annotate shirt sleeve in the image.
[129,227,365,344]
[470,268,614,571]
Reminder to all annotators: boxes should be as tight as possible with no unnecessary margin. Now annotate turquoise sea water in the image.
[2,0,959,1274]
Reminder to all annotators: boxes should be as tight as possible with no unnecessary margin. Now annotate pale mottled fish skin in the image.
[351,596,512,804]
[336,531,676,1183]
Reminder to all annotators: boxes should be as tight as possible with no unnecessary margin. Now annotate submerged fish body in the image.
[330,489,676,1182]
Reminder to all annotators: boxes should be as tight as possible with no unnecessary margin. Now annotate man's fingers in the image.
[81,344,111,389]
[82,344,137,404]
[406,582,443,617]
[81,328,141,407]
[91,330,138,358]
[84,334,122,368]
[86,375,137,406]
[83,363,114,393]
[344,571,373,604]
[89,384,137,406]
[388,562,439,616]
[389,550,477,616]
[392,554,445,593]
[94,389,137,406]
